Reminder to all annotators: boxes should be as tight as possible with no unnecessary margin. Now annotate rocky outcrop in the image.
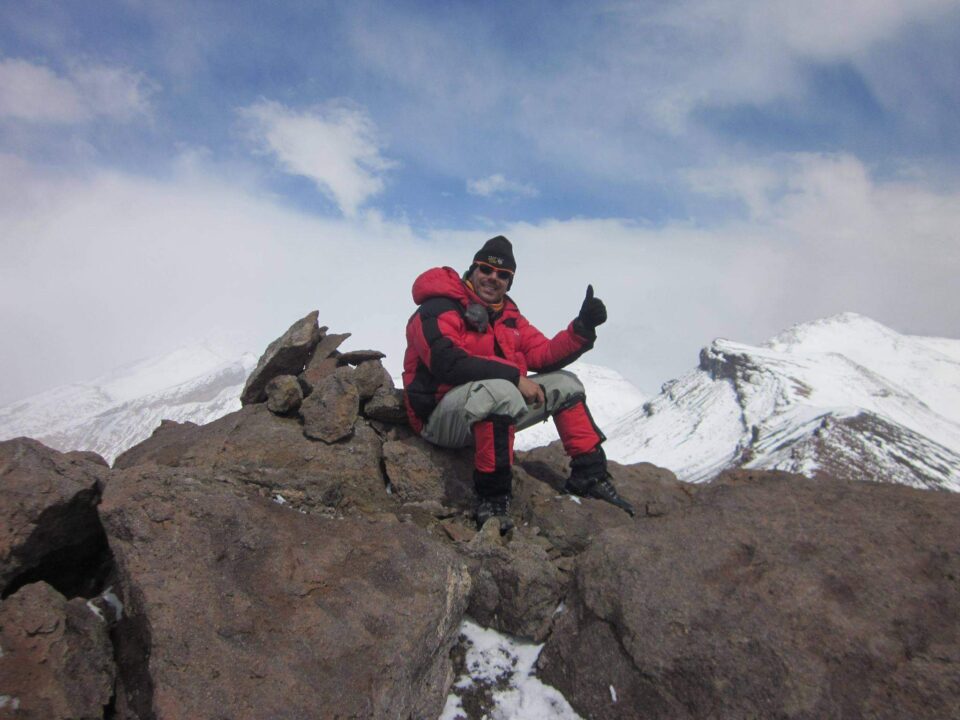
[0,582,115,719]
[4,311,959,720]
[100,465,470,720]
[538,470,960,720]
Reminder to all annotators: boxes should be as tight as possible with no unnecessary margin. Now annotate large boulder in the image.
[538,471,960,720]
[114,404,392,515]
[100,466,471,720]
[516,442,693,556]
[240,311,323,405]
[0,438,108,597]
[382,434,474,507]
[0,582,115,719]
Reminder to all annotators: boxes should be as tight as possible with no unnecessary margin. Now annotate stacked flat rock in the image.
[238,310,407,440]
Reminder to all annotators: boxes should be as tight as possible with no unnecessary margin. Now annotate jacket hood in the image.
[411,266,474,306]
[412,266,518,311]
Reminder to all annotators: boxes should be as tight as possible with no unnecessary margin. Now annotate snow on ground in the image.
[440,619,583,720]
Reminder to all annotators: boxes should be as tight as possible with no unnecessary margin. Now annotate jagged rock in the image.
[382,435,474,507]
[0,438,108,596]
[100,466,471,720]
[538,471,960,720]
[364,387,409,424]
[338,349,386,366]
[240,311,322,405]
[353,359,391,400]
[64,450,109,467]
[464,528,565,642]
[114,404,392,514]
[301,366,361,443]
[299,332,351,394]
[515,442,693,556]
[265,374,303,415]
[0,582,115,719]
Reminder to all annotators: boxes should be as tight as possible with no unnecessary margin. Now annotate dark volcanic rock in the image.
[301,366,361,443]
[299,332,351,394]
[0,582,115,719]
[0,438,108,596]
[338,349,387,366]
[364,387,409,424]
[240,310,322,405]
[264,374,303,415]
[100,466,471,720]
[538,470,960,720]
[114,404,392,514]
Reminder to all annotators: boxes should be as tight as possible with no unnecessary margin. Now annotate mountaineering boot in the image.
[473,467,514,534]
[565,446,635,517]
[475,494,514,534]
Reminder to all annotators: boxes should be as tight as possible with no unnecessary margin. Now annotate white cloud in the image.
[0,150,957,408]
[467,173,538,198]
[0,57,153,123]
[240,100,395,217]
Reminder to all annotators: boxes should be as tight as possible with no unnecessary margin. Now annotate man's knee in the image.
[462,379,527,423]
[535,370,586,411]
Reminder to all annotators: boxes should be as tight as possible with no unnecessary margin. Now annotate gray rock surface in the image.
[301,366,361,443]
[240,310,322,405]
[337,349,386,366]
[353,359,391,400]
[264,374,303,415]
[100,466,471,720]
[382,434,474,507]
[538,470,960,720]
[0,582,115,720]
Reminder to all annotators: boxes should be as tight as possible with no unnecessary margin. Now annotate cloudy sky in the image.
[1,0,958,405]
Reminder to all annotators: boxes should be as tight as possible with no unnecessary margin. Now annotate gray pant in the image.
[420,370,585,449]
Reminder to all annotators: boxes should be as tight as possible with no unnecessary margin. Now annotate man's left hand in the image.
[577,285,607,330]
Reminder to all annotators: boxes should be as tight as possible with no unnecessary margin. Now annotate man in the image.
[403,235,633,532]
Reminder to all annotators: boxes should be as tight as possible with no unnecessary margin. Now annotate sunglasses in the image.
[476,262,514,281]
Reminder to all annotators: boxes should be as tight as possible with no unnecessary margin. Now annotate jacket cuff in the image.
[572,318,597,343]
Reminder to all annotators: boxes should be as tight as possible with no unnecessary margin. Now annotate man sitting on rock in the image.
[403,235,634,532]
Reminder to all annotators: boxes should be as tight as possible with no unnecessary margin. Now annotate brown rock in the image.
[100,466,471,720]
[299,332,351,394]
[301,366,360,443]
[538,471,960,720]
[63,450,109,467]
[353,359,390,400]
[337,349,386,366]
[265,374,303,415]
[0,582,115,719]
[516,442,692,555]
[382,435,474,507]
[240,311,322,405]
[464,529,566,642]
[114,404,391,514]
[0,438,107,596]
[364,387,409,424]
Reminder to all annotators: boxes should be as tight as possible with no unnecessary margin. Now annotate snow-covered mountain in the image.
[0,344,256,464]
[604,313,960,491]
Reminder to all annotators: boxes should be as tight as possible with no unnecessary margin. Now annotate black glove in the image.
[577,285,607,331]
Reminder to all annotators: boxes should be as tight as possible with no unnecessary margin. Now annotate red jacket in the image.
[403,267,593,432]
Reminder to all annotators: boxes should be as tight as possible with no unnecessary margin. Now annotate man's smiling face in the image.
[469,262,512,305]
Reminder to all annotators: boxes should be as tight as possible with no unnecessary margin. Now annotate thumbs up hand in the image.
[577,284,607,331]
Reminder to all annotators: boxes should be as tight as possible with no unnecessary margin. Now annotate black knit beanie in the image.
[472,235,516,272]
